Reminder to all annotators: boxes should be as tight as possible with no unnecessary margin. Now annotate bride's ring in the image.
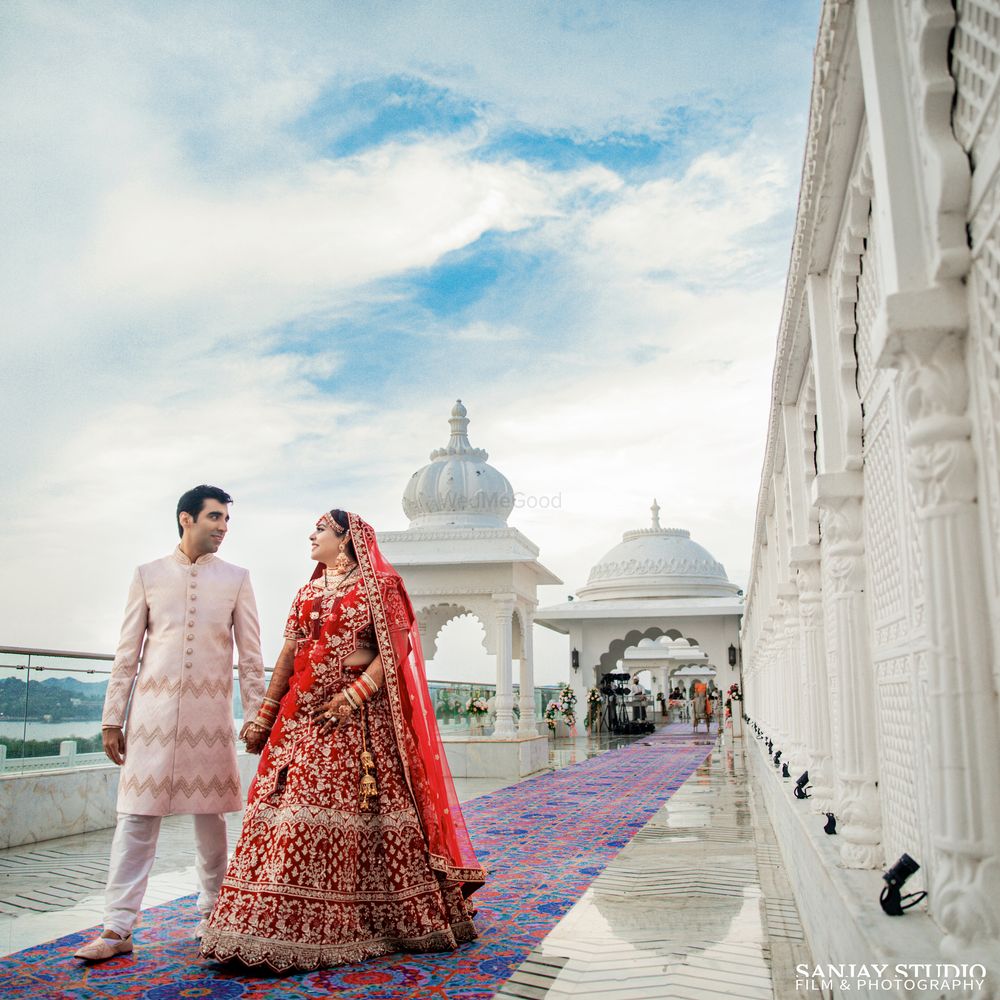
[324,710,333,719]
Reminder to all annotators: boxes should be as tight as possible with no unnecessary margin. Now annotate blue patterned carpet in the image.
[1,726,714,999]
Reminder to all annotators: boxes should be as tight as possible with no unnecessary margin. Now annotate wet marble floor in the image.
[0,728,813,998]
[495,736,813,1000]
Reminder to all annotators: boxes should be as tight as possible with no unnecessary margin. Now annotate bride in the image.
[200,509,485,971]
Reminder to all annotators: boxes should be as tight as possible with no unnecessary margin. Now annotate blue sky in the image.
[0,0,821,682]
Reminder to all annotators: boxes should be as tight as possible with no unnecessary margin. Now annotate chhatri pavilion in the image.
[536,501,744,708]
[378,400,560,777]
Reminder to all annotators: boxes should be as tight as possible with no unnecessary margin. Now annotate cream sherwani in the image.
[103,548,265,815]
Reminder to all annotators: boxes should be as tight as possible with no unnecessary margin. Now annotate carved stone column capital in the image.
[893,330,978,510]
[818,494,866,593]
[793,555,823,621]
[492,595,517,621]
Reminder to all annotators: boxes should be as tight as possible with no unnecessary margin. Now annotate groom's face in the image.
[180,499,230,555]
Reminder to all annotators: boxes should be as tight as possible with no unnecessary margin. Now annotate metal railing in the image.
[0,646,564,773]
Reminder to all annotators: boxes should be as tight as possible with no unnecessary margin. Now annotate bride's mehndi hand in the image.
[313,693,352,735]
[242,722,270,755]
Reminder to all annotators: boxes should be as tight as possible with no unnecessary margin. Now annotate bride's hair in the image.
[330,509,357,562]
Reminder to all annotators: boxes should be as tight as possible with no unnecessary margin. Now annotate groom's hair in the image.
[176,485,234,537]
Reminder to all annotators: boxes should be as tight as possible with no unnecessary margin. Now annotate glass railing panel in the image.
[427,680,496,732]
[1,644,573,770]
[1,650,111,772]
[0,649,32,770]
[21,656,111,771]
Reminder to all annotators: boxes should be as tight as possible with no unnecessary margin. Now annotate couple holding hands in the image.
[75,485,484,972]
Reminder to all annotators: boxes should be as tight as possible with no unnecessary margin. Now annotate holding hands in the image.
[242,695,281,755]
[241,719,269,755]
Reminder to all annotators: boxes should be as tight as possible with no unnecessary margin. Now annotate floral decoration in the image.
[557,684,576,724]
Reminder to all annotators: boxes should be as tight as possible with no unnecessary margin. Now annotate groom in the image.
[74,485,265,961]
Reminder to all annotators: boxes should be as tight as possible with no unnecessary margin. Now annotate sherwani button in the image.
[187,634,194,640]
[185,662,193,668]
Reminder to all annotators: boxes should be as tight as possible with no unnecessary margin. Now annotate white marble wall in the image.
[0,754,261,849]
[741,1,1000,987]
[441,734,548,779]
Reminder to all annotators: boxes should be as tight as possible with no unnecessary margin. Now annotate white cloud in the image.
[451,321,527,342]
[584,141,789,281]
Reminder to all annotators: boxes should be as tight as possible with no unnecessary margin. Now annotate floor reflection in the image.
[497,735,813,1000]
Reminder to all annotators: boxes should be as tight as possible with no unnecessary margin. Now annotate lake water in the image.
[0,720,104,740]
[0,719,244,740]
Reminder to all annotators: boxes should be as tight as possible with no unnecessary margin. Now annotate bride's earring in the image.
[331,540,351,574]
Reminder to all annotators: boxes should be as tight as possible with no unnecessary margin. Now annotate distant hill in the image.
[0,674,249,722]
[34,675,109,694]
[0,675,107,722]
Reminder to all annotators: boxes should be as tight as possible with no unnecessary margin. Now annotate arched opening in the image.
[417,603,494,731]
[597,627,701,679]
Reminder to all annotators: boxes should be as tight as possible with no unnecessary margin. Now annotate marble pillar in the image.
[781,593,808,775]
[493,596,517,738]
[818,489,882,868]
[518,609,537,736]
[896,331,1000,960]
[793,549,835,811]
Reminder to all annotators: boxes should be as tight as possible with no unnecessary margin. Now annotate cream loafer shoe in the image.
[73,932,133,961]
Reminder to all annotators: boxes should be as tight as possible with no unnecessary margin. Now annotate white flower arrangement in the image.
[557,683,577,723]
[543,699,561,731]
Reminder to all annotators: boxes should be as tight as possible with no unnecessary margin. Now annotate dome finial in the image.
[651,498,661,530]
[428,399,488,462]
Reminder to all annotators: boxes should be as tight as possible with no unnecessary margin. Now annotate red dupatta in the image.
[323,511,486,897]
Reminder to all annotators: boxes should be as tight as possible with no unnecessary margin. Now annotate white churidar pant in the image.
[103,812,228,936]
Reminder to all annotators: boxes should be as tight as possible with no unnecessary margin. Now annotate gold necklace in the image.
[324,565,358,591]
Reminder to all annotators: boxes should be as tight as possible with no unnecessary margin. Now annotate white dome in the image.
[577,500,740,600]
[403,400,515,529]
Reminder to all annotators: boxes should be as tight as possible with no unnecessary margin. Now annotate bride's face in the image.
[309,521,342,565]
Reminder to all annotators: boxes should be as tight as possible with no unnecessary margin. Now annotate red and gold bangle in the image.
[350,680,373,705]
[357,674,379,698]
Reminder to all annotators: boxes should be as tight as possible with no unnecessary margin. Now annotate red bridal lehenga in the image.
[200,512,486,972]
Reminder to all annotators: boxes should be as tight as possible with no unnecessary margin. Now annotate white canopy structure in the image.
[377,400,560,776]
[536,501,743,707]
